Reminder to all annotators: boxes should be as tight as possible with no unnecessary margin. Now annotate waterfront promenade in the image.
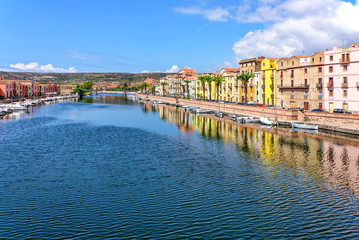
[137,94,359,136]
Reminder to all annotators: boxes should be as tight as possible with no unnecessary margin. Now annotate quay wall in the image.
[137,94,298,121]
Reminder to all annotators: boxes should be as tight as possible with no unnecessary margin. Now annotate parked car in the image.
[333,108,351,114]
[311,109,324,112]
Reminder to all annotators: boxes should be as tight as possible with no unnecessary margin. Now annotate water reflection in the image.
[145,101,359,197]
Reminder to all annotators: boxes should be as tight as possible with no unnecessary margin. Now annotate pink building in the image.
[324,44,359,112]
[0,80,16,99]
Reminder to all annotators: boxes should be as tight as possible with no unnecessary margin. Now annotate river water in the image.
[1,94,359,239]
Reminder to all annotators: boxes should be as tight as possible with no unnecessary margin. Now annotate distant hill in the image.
[0,72,174,85]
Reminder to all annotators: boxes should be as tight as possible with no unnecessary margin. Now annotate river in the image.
[1,94,359,239]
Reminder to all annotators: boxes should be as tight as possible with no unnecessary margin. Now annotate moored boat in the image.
[290,122,318,130]
[260,117,276,125]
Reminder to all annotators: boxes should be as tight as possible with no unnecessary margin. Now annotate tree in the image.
[205,75,214,100]
[74,87,85,97]
[198,75,208,100]
[184,80,190,98]
[160,82,167,96]
[181,84,186,97]
[150,85,156,95]
[122,82,129,89]
[143,83,149,93]
[81,80,93,90]
[237,72,255,104]
[212,75,226,102]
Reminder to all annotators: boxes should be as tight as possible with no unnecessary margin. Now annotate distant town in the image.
[1,44,359,114]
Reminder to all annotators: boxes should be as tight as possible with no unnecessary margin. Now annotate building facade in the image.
[324,44,359,112]
[261,58,278,106]
[276,52,324,110]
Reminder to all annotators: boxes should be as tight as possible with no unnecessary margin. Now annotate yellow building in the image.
[261,58,279,106]
[219,68,237,102]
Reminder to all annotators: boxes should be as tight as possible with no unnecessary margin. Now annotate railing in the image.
[340,58,350,63]
[327,85,334,89]
[342,83,348,88]
[277,84,309,89]
[316,83,323,88]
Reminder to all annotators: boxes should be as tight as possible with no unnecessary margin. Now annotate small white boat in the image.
[290,128,319,134]
[196,109,212,115]
[260,117,276,125]
[228,114,237,121]
[244,117,260,124]
[290,122,318,130]
[10,102,27,111]
[215,111,223,118]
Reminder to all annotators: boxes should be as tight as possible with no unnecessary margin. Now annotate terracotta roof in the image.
[293,55,310,58]
[222,68,236,72]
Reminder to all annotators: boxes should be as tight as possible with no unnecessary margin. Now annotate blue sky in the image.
[0,0,358,73]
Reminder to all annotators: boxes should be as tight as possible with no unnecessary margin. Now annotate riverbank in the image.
[137,94,359,137]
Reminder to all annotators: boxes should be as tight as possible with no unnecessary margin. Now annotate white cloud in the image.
[141,70,150,73]
[233,0,359,61]
[174,6,230,21]
[165,65,179,73]
[8,62,77,73]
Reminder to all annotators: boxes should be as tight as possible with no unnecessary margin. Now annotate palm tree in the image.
[150,85,156,95]
[139,84,144,93]
[237,72,255,104]
[160,82,167,96]
[205,75,214,100]
[143,83,149,93]
[181,84,186,97]
[198,75,207,100]
[184,80,190,98]
[212,75,226,102]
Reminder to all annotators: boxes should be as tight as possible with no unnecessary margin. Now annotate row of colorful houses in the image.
[0,78,61,99]
[145,44,359,113]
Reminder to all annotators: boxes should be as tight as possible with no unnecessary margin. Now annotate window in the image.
[281,62,283,66]
[312,58,314,62]
[291,70,294,78]
[320,57,322,61]
[305,68,308,74]
[343,90,348,97]
[305,79,308,86]
[270,65,273,68]
[343,77,348,84]
[292,61,294,65]
[329,90,333,97]
[319,91,322,100]
[319,67,322,73]
[329,77,333,87]
[319,78,322,84]
[304,91,308,99]
[291,80,294,87]
[343,65,348,71]
[263,63,265,67]
[291,91,294,99]
[329,55,333,61]
[329,66,333,73]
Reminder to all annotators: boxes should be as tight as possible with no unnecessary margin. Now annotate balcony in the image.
[340,58,350,63]
[261,85,266,89]
[271,94,274,99]
[277,84,309,89]
[342,83,348,88]
[316,83,323,88]
[270,84,274,89]
[262,93,265,98]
